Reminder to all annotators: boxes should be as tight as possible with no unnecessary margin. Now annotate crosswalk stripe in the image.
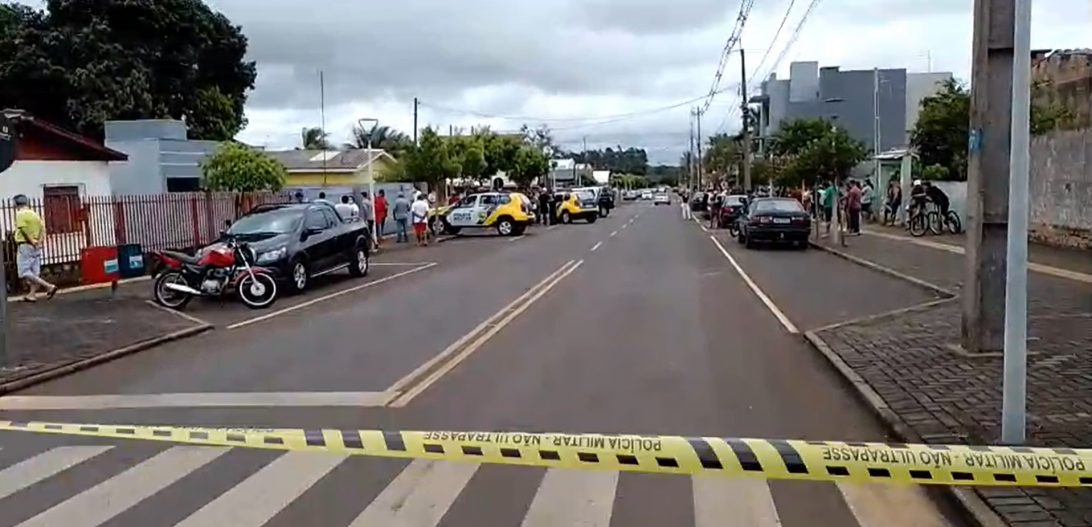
[837,483,950,527]
[349,459,479,526]
[15,446,227,527]
[0,447,112,501]
[521,468,618,527]
[693,477,781,526]
[174,452,346,527]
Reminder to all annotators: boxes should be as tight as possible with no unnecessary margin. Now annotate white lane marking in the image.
[620,223,628,230]
[144,300,212,327]
[838,483,950,527]
[384,261,574,397]
[521,469,617,527]
[699,224,709,233]
[507,235,526,243]
[175,452,345,527]
[709,235,799,334]
[693,477,781,527]
[17,447,227,527]
[547,225,560,231]
[227,262,437,330]
[0,447,111,500]
[590,241,603,252]
[610,231,618,237]
[350,460,478,526]
[389,260,584,407]
[864,229,1092,284]
[371,261,439,266]
[0,392,392,410]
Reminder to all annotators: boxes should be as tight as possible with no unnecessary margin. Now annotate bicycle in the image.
[909,202,962,237]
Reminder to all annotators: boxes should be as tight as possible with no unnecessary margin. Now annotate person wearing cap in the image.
[12,194,57,301]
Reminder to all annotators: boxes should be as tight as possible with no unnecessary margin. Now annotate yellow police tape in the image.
[2,419,1090,487]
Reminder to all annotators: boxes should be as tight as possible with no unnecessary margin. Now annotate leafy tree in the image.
[704,133,742,182]
[574,147,649,175]
[449,135,486,182]
[345,124,412,158]
[301,127,330,150]
[0,0,256,140]
[776,122,869,185]
[769,118,833,158]
[403,127,459,189]
[481,132,521,178]
[520,124,559,156]
[510,146,550,188]
[202,142,286,192]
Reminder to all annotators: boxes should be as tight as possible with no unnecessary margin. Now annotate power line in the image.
[749,0,798,83]
[701,0,757,114]
[762,0,824,82]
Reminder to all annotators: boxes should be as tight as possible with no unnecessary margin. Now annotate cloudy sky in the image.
[34,0,1091,164]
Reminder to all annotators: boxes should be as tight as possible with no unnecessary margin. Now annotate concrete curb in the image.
[803,329,1007,527]
[807,240,957,298]
[0,323,213,396]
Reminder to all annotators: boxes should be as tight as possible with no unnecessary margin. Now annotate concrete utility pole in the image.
[413,97,419,145]
[0,113,14,365]
[358,118,380,249]
[1002,0,1032,445]
[963,0,1016,356]
[873,68,882,187]
[689,108,697,189]
[696,108,704,189]
[740,48,752,192]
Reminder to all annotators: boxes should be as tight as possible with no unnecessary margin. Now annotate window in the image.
[479,194,499,206]
[43,186,81,234]
[458,196,478,208]
[320,207,341,226]
[498,194,512,205]
[304,210,328,231]
[753,200,804,213]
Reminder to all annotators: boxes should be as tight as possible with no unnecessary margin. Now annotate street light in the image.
[357,118,379,249]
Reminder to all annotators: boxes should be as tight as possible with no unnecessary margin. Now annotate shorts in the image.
[16,244,42,278]
[413,222,427,236]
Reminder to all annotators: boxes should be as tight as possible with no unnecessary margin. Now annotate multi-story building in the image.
[752,61,951,158]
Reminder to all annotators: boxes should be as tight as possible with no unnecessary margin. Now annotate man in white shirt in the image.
[410,194,431,246]
[335,195,359,219]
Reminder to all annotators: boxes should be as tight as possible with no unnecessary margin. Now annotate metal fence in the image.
[1,191,293,266]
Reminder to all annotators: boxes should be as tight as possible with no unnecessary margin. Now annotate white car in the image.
[653,193,670,205]
[640,191,653,200]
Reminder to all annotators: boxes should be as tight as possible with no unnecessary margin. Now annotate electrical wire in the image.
[748,0,798,84]
[762,0,824,83]
[700,0,757,114]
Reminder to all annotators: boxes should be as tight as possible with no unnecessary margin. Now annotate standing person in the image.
[374,190,389,245]
[13,194,57,301]
[861,180,874,223]
[885,179,902,225]
[546,191,557,226]
[847,181,863,235]
[335,195,359,219]
[537,190,551,225]
[392,192,411,243]
[359,191,375,245]
[821,182,835,233]
[411,193,431,246]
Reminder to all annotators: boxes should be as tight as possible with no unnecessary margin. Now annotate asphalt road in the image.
[0,200,967,526]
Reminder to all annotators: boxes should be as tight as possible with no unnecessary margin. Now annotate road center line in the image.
[590,241,603,252]
[507,235,526,243]
[227,263,437,330]
[610,231,618,237]
[384,260,576,397]
[709,235,799,334]
[388,260,584,407]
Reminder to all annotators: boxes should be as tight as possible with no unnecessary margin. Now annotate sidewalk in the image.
[809,230,1092,526]
[2,281,210,392]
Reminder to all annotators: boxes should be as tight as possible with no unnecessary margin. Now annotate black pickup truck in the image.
[225,201,371,293]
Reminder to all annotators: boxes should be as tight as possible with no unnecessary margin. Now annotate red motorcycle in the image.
[152,235,278,310]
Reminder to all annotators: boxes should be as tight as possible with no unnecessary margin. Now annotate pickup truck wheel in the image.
[289,258,310,294]
[348,245,369,277]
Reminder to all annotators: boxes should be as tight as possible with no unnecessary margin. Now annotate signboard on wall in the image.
[0,115,14,174]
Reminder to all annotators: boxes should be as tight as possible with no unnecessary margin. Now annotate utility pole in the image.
[319,70,328,186]
[696,108,704,190]
[1002,0,1032,444]
[688,109,696,190]
[740,48,752,192]
[413,97,419,145]
[0,112,16,366]
[873,68,882,188]
[963,0,1015,356]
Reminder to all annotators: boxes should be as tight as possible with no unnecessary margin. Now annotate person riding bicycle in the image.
[909,179,928,217]
[923,181,950,218]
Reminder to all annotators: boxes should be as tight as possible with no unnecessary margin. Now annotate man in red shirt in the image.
[374,189,389,246]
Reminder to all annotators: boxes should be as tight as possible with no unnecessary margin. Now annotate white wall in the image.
[906,72,952,131]
[103,139,164,194]
[0,160,113,199]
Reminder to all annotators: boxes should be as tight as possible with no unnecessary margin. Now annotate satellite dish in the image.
[0,116,15,174]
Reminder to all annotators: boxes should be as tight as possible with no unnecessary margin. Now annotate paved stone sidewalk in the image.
[810,233,1092,526]
[2,282,209,391]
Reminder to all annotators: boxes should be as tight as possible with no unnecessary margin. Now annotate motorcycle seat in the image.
[161,250,202,265]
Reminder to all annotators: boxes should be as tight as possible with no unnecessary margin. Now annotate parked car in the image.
[653,192,670,205]
[689,192,707,212]
[228,202,371,293]
[554,190,599,223]
[736,197,811,249]
[640,190,653,200]
[714,194,748,228]
[622,190,637,201]
[572,186,614,217]
[432,191,535,236]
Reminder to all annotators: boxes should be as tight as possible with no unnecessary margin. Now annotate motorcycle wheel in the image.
[237,273,278,309]
[153,271,192,310]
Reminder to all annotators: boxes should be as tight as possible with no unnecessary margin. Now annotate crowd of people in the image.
[296,188,436,247]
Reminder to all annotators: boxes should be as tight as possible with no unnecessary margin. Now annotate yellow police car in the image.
[431,192,535,236]
[554,189,599,224]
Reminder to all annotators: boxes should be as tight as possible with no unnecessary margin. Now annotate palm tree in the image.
[344,125,412,158]
[301,127,330,150]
